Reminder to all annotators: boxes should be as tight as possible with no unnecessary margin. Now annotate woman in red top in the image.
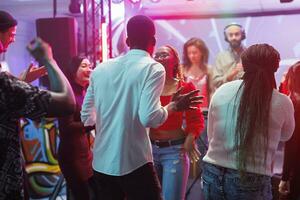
[58,56,93,200]
[150,45,204,200]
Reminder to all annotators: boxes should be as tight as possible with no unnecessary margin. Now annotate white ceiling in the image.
[1,0,300,20]
[141,0,300,17]
[0,0,71,20]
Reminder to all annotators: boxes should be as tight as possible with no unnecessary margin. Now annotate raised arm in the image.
[27,38,75,116]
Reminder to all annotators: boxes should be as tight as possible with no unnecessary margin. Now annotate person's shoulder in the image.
[219,80,242,90]
[135,53,160,66]
[273,89,289,99]
[93,56,121,71]
[216,50,229,56]
[215,49,232,60]
[0,71,11,78]
[210,80,241,105]
[213,80,241,97]
[206,65,214,74]
[0,71,6,79]
[272,90,293,107]
[151,60,165,70]
[0,71,16,82]
[141,57,165,73]
[139,61,165,80]
[206,64,213,69]
[270,90,295,115]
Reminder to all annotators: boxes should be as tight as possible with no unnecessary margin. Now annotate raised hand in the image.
[27,37,53,64]
[226,62,244,81]
[19,63,47,83]
[171,87,203,111]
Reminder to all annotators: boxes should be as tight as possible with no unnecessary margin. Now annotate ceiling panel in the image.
[261,0,300,11]
[1,0,300,20]
[0,0,70,20]
[141,0,300,17]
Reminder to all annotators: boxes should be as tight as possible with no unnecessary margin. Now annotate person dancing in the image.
[151,45,204,200]
[58,56,93,200]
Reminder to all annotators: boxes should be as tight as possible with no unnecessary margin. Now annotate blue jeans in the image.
[202,162,272,200]
[152,144,189,200]
[198,110,208,170]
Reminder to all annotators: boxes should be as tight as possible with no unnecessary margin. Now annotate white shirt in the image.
[203,80,295,176]
[81,49,168,176]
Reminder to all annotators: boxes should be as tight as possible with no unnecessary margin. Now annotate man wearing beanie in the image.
[0,10,17,54]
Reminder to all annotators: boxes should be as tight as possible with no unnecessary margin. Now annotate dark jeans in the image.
[89,162,163,200]
[202,162,272,200]
[198,110,208,170]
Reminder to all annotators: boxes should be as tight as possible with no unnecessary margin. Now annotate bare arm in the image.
[27,38,75,117]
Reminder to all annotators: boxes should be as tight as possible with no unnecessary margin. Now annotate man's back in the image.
[81,49,168,176]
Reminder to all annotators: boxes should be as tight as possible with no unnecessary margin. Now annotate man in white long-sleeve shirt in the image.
[81,15,201,200]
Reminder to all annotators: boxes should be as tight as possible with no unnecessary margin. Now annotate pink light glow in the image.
[129,0,141,4]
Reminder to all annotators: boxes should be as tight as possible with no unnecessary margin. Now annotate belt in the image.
[151,137,186,148]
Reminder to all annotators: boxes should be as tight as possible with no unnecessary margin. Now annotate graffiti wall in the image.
[20,118,66,199]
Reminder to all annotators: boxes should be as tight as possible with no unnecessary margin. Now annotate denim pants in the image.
[152,144,190,200]
[202,162,272,200]
[197,111,208,169]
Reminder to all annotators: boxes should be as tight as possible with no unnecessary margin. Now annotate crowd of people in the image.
[0,9,299,200]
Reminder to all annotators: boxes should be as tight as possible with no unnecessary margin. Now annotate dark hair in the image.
[235,44,280,173]
[286,61,300,95]
[286,61,300,112]
[66,55,86,93]
[182,37,209,69]
[0,10,17,32]
[126,15,155,48]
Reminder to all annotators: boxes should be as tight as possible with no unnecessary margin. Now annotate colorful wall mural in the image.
[20,118,66,199]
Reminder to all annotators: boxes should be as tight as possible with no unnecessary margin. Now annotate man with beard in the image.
[212,23,246,89]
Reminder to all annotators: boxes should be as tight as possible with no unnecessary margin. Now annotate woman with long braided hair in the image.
[202,44,295,200]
